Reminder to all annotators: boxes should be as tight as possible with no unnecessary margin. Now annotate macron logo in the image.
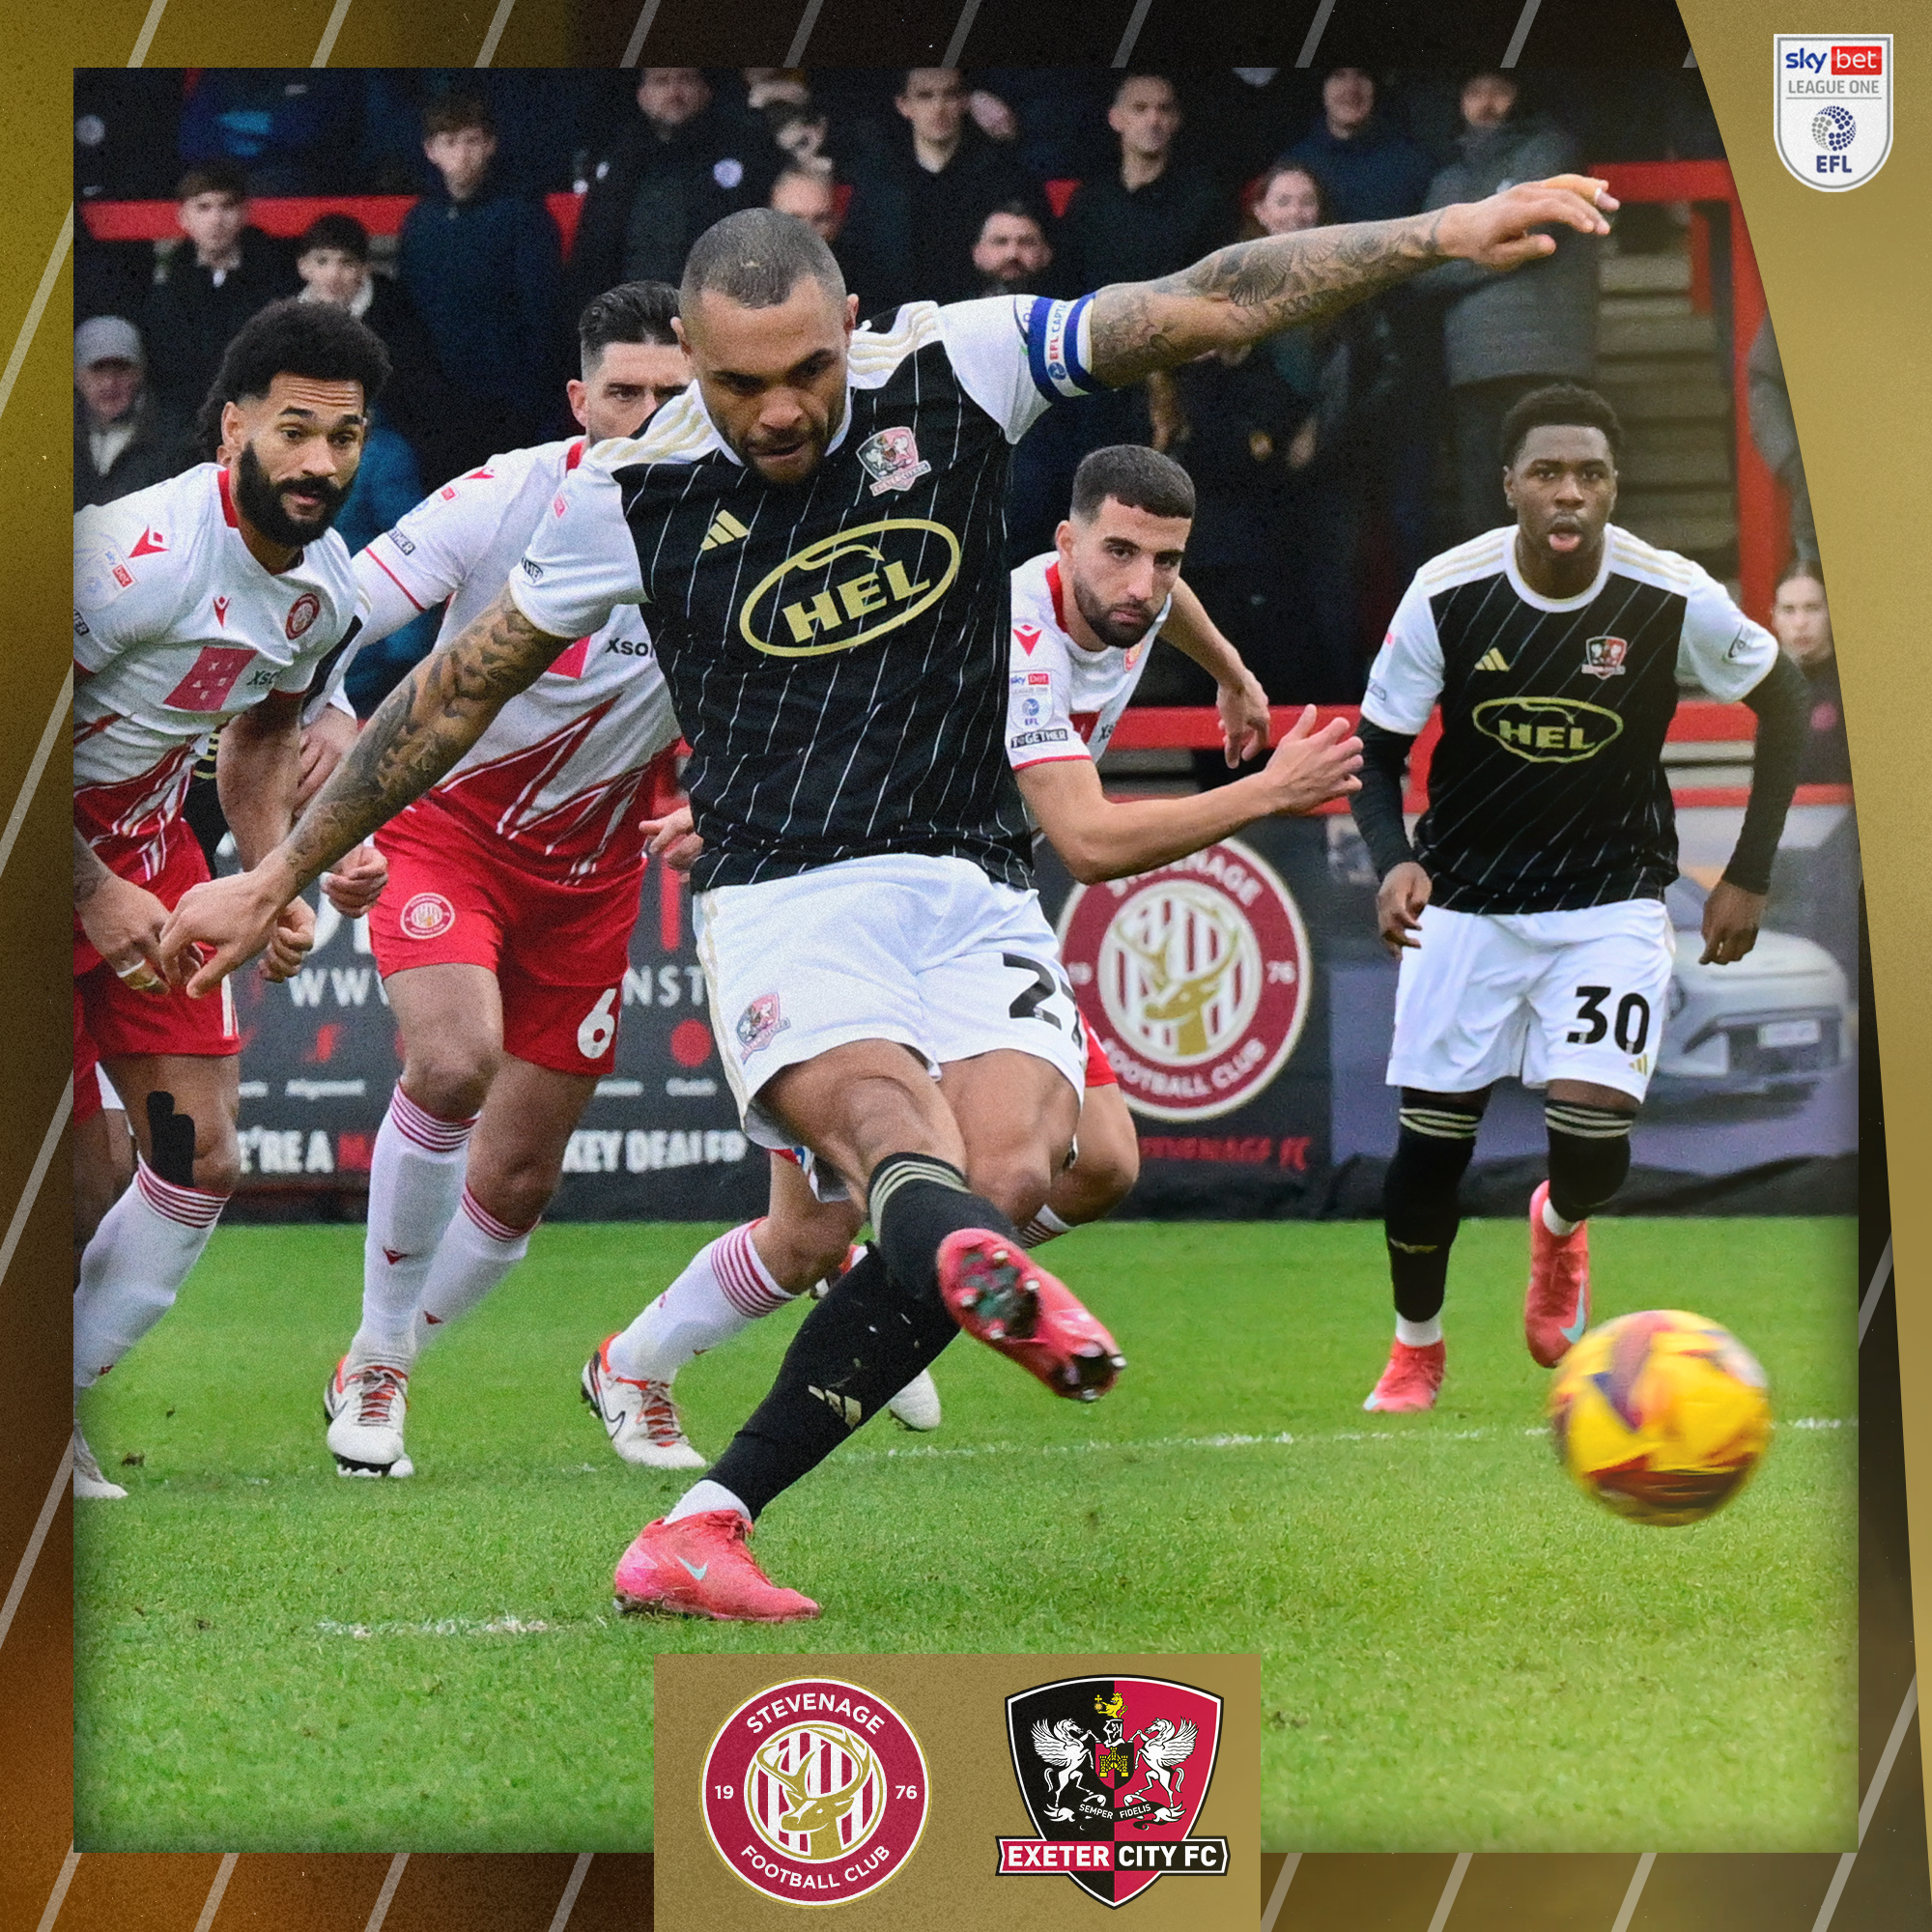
[130,526,167,556]
[1015,625,1040,656]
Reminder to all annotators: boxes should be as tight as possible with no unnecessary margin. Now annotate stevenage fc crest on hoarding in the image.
[701,1676,928,1906]
[1775,35,1891,190]
[1058,839,1311,1122]
[1000,1676,1228,1907]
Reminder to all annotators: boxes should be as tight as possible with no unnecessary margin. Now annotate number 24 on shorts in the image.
[1568,985,1651,1054]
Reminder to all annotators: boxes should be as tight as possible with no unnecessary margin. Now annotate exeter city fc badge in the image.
[1775,35,1891,191]
[857,426,932,496]
[1000,1676,1228,1907]
[736,992,789,1059]
[1581,634,1629,678]
[701,1676,929,1905]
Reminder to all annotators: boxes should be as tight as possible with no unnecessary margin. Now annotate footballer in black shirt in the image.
[1350,384,1809,1414]
[171,178,1622,1620]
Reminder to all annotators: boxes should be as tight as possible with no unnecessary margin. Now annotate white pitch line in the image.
[33,1848,79,1932]
[1609,1852,1654,1932]
[941,0,982,67]
[0,1445,71,1657]
[1295,0,1338,68]
[1858,1236,1892,1344]
[475,0,517,64]
[1808,1674,1918,1931]
[1425,1851,1472,1932]
[192,1854,240,1932]
[362,1854,410,1932]
[128,0,170,65]
[1258,1851,1300,1930]
[0,208,73,428]
[783,0,825,66]
[547,1853,594,1932]
[312,0,354,65]
[619,0,662,65]
[1112,0,1154,66]
[1500,0,1543,68]
[0,668,71,886]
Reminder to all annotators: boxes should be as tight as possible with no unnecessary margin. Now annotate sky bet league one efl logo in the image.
[1775,36,1892,191]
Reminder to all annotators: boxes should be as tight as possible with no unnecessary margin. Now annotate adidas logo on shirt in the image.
[700,510,751,553]
[1475,648,1511,672]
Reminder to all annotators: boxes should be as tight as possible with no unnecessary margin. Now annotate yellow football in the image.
[1548,1309,1772,1527]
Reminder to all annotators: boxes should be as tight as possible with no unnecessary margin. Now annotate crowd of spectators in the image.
[75,63,1742,711]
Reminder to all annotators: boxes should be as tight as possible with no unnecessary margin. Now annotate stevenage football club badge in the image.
[702,1676,929,1905]
[1774,35,1891,190]
[999,1676,1228,1907]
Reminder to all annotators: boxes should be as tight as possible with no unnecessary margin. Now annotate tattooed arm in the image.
[158,587,571,995]
[1086,175,1616,387]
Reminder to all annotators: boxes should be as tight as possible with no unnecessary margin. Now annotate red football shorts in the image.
[1084,1029,1119,1089]
[74,824,241,1063]
[369,794,644,1078]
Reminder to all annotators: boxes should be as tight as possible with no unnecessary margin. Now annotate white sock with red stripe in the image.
[73,1161,228,1386]
[606,1221,794,1384]
[354,1086,476,1365]
[413,1188,537,1340]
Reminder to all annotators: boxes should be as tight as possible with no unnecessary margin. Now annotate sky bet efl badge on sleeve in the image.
[1775,35,1891,190]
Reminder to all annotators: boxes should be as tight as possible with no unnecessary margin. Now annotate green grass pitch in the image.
[74,1216,1856,1855]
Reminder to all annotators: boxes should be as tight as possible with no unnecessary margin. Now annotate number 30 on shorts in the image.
[1567,984,1651,1054]
[577,987,619,1060]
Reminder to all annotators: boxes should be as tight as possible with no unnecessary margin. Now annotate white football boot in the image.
[886,1369,943,1431]
[582,1336,706,1469]
[324,1357,414,1477]
[72,1424,128,1499]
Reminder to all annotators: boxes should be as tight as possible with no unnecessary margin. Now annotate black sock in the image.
[146,1091,197,1187]
[1384,1092,1486,1324]
[867,1151,1019,1301]
[706,1249,959,1520]
[1545,1101,1633,1224]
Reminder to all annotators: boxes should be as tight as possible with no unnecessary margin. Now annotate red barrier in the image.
[1104,704,1850,814]
[83,191,586,255]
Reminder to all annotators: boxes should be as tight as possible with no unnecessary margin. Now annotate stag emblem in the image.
[751,1723,883,1862]
[1108,884,1253,1058]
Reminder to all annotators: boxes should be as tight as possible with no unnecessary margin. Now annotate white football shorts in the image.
[696,852,1088,1151]
[1387,898,1675,1102]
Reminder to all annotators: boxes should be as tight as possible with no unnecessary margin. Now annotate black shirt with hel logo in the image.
[1359,526,1778,914]
[509,295,1103,893]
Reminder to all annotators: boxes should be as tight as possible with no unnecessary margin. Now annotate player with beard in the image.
[1352,384,1810,1411]
[72,299,388,1492]
[165,177,1617,1618]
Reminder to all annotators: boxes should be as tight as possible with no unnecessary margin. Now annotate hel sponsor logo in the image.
[736,992,789,1058]
[1581,635,1628,678]
[1059,839,1311,1124]
[285,592,322,640]
[1776,35,1891,189]
[856,425,932,496]
[1001,1676,1228,1907]
[703,1677,928,1907]
[398,892,455,939]
[739,519,962,658]
[1473,696,1625,763]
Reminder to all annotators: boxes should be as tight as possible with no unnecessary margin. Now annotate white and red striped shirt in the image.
[73,464,359,879]
[1003,551,1169,774]
[356,439,678,881]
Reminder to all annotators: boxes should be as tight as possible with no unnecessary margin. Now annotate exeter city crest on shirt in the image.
[1000,1676,1228,1907]
[1775,35,1891,191]
[856,425,932,496]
